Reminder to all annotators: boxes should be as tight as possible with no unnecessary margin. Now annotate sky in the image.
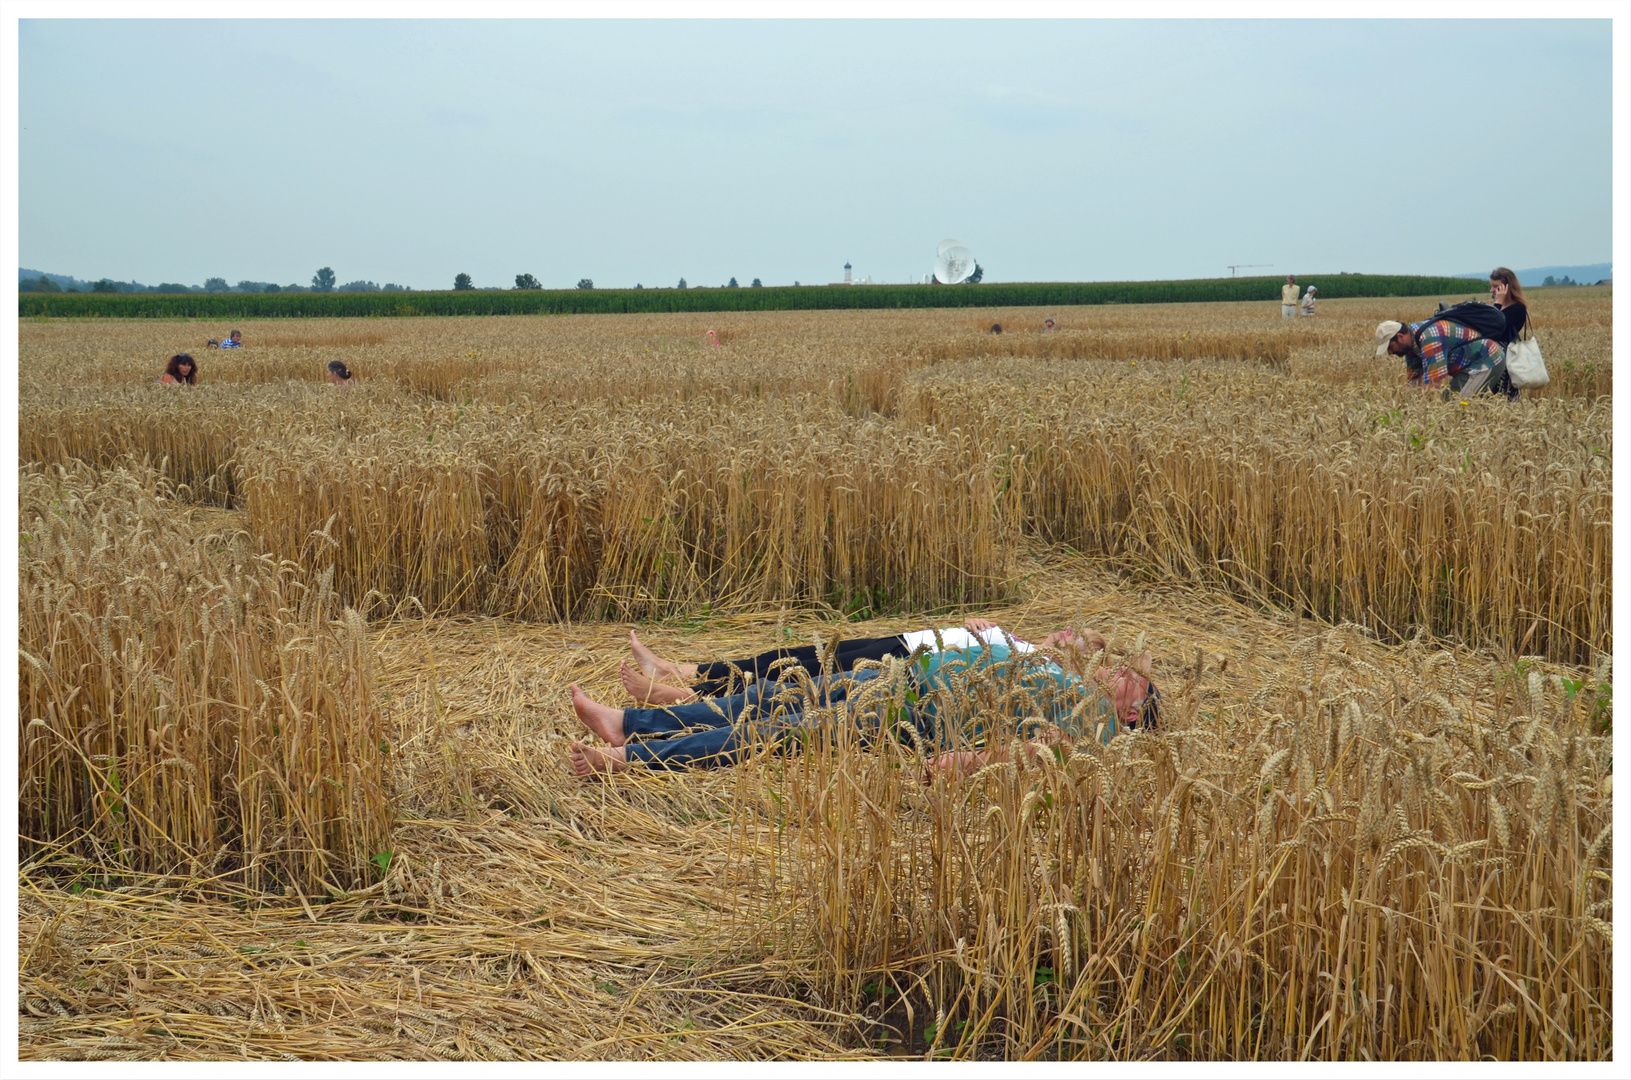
[16,16,1616,289]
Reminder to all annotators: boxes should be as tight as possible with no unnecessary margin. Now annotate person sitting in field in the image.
[569,631,1158,778]
[989,323,1003,334]
[619,617,1102,705]
[1300,285,1317,317]
[1043,317,1057,332]
[1376,314,1507,400]
[326,360,353,384]
[220,329,243,349]
[158,353,197,385]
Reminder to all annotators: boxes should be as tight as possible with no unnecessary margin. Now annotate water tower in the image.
[844,261,852,285]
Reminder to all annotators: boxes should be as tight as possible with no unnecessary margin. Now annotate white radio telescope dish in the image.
[933,239,978,285]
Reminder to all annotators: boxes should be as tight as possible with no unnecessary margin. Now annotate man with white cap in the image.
[1376,314,1506,399]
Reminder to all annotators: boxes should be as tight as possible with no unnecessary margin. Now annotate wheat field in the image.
[16,289,1613,1060]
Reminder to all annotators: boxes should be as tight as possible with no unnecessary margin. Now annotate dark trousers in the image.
[624,668,897,769]
[691,635,910,696]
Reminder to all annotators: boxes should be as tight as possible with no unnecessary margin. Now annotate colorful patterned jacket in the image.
[1405,317,1504,387]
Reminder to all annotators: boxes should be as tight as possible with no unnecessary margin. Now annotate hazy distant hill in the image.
[1457,263,1611,287]
[19,268,154,292]
[19,269,323,294]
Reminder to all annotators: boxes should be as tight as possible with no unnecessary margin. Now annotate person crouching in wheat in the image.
[568,628,1158,778]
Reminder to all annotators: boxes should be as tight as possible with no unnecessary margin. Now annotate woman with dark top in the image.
[1488,267,1527,399]
[158,353,197,384]
[1490,266,1528,345]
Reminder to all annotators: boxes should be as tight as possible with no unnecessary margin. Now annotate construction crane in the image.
[1228,264,1273,277]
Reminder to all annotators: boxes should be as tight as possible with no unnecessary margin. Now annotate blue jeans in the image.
[623,668,895,770]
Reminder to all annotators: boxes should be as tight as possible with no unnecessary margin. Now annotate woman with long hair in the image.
[158,353,197,385]
[1490,266,1528,345]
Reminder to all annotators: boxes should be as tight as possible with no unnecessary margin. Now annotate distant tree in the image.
[204,277,230,293]
[92,278,118,293]
[65,286,80,293]
[34,275,62,293]
[965,264,984,284]
[236,280,260,292]
[635,283,643,290]
[576,278,594,290]
[727,277,739,288]
[677,278,688,289]
[515,273,542,290]
[382,283,408,291]
[339,280,381,292]
[793,280,799,287]
[264,283,281,293]
[154,282,189,293]
[1543,275,1556,286]
[282,284,305,293]
[312,267,337,292]
[751,278,763,288]
[454,273,474,290]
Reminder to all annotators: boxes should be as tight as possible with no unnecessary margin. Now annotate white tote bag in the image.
[1505,322,1549,390]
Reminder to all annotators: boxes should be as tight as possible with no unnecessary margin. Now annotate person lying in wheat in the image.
[620,617,1107,706]
[569,633,1158,777]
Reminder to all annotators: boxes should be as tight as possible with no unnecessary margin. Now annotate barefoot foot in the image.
[619,660,696,706]
[628,630,693,685]
[628,630,666,679]
[570,741,629,777]
[570,684,627,747]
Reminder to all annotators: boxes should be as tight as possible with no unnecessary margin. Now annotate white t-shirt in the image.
[899,626,1036,654]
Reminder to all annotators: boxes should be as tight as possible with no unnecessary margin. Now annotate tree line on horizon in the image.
[23,266,833,295]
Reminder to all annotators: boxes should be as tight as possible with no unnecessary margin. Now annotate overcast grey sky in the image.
[18,17,1613,288]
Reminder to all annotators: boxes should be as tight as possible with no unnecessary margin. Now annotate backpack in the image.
[1428,301,1507,341]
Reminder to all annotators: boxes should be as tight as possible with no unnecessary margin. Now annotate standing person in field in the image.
[569,631,1158,777]
[326,360,353,385]
[1300,285,1317,317]
[1281,275,1299,318]
[1376,314,1506,399]
[158,353,197,385]
[1489,267,1528,345]
[619,618,1121,705]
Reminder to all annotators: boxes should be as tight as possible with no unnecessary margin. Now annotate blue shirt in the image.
[910,643,1120,747]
